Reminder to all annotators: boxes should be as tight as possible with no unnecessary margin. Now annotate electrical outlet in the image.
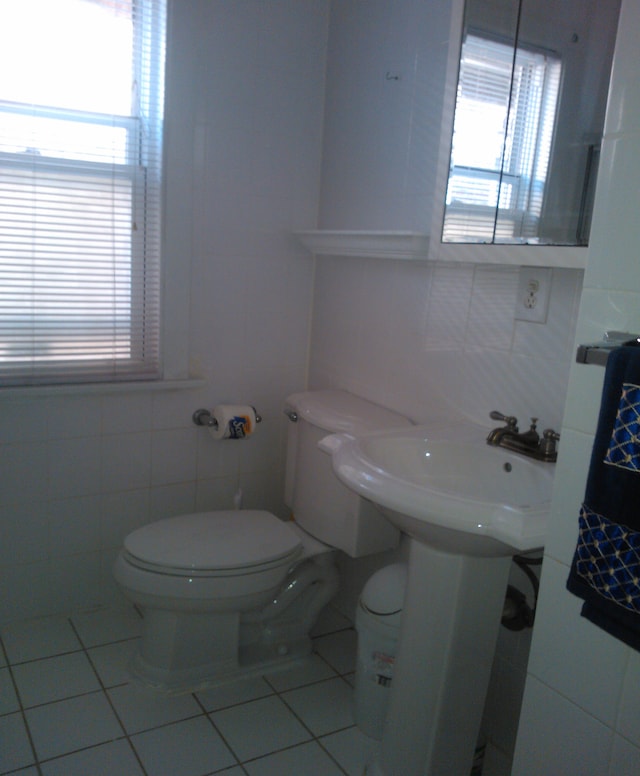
[515,267,552,323]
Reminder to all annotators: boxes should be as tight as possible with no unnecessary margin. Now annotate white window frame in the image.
[0,0,166,387]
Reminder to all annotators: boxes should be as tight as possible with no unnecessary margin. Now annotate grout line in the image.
[13,687,119,715]
[0,631,43,775]
[262,671,354,776]
[196,702,244,773]
[237,738,349,773]
[2,607,362,776]
[278,717,356,774]
[262,670,339,694]
[108,709,209,740]
[5,646,84,668]
[68,616,150,776]
[316,736,353,776]
[29,735,133,771]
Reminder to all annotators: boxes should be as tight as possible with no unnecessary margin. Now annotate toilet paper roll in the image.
[209,405,258,440]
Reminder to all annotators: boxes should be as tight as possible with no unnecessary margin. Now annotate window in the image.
[0,0,166,386]
[444,33,561,243]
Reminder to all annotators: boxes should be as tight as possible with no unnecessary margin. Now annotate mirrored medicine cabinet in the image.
[428,0,621,268]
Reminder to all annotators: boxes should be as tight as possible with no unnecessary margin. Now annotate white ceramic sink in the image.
[327,423,554,556]
[325,421,556,774]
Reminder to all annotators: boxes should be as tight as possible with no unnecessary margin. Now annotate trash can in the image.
[353,562,407,740]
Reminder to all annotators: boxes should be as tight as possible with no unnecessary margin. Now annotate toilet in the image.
[113,390,410,692]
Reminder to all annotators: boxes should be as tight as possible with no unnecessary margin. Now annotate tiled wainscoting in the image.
[0,606,377,775]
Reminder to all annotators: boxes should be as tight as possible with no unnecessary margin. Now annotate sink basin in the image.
[328,423,553,556]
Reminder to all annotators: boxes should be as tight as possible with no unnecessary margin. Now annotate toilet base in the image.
[129,606,240,693]
[130,632,314,695]
[128,556,339,694]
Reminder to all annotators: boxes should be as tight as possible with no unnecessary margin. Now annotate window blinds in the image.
[444,33,561,243]
[0,0,166,386]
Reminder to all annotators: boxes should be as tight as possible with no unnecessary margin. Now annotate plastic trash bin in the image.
[353,562,407,740]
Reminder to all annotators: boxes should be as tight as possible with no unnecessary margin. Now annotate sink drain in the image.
[503,462,512,472]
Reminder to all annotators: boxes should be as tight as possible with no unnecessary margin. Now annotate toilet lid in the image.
[124,510,302,572]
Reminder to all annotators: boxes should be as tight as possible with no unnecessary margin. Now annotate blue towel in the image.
[567,345,640,650]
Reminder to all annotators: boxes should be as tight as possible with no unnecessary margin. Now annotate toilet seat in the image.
[123,510,303,577]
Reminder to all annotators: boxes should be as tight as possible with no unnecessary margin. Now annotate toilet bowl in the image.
[115,510,303,611]
[114,509,337,691]
[114,390,411,693]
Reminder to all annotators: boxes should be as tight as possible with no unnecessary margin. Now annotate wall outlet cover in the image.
[515,266,552,323]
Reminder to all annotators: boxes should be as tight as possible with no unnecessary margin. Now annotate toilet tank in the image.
[284,390,411,558]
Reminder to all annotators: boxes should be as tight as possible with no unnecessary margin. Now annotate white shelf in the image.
[295,230,430,260]
[295,229,586,268]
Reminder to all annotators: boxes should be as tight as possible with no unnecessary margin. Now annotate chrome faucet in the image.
[486,411,560,462]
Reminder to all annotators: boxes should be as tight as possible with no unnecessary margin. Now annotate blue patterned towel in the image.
[567,345,640,650]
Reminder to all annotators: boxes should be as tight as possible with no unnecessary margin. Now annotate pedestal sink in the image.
[324,422,554,776]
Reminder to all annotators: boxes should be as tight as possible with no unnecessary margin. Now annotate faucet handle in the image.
[541,428,560,460]
[489,411,518,430]
[526,418,541,444]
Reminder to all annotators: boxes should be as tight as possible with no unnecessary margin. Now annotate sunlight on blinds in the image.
[0,0,165,386]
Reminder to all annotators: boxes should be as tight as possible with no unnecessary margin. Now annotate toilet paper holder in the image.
[192,407,262,429]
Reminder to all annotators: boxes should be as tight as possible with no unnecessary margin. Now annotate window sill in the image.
[0,378,206,399]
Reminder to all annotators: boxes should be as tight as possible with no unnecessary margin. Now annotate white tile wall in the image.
[513,0,640,770]
[310,258,582,432]
[514,676,613,775]
[527,558,629,727]
[320,0,450,231]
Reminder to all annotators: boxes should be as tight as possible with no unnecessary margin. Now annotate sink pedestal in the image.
[367,539,512,776]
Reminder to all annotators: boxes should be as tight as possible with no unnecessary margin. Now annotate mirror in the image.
[442,0,620,246]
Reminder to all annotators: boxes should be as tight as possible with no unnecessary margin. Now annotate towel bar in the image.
[576,331,640,366]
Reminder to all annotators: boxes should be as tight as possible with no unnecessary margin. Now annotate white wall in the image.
[0,0,329,625]
[512,1,640,772]
[319,0,448,231]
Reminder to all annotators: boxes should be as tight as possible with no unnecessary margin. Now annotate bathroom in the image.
[1,0,639,773]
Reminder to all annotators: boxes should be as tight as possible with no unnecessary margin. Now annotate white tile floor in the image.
[0,605,380,776]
